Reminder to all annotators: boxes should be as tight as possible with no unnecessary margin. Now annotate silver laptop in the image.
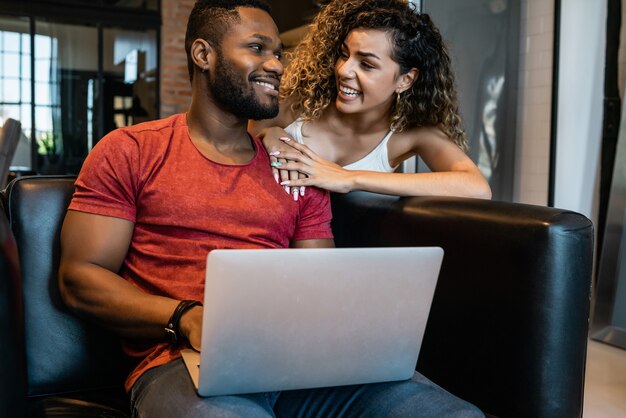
[181,247,443,397]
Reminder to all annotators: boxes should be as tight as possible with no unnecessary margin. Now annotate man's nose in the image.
[264,55,284,77]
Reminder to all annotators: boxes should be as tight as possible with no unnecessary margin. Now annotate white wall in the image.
[553,1,606,220]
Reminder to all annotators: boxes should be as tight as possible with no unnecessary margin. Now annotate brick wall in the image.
[160,0,195,117]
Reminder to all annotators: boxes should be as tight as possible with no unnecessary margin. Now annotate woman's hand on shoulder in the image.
[257,127,308,200]
[277,138,356,194]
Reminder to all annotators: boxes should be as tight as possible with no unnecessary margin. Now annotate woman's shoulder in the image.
[394,125,449,145]
[387,125,451,161]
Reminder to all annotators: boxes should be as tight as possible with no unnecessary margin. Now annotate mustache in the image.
[249,72,281,82]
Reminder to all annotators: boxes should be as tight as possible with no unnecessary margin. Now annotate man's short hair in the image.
[185,0,273,82]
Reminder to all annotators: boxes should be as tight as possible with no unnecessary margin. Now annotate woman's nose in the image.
[337,59,356,79]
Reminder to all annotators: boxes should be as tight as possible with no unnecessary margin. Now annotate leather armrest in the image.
[3,176,131,404]
[331,192,594,418]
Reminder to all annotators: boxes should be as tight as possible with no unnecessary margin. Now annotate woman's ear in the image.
[397,68,419,94]
[191,38,213,74]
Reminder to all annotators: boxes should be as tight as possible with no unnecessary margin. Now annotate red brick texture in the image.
[160,0,195,117]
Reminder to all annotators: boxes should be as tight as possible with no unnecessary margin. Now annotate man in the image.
[59,1,483,416]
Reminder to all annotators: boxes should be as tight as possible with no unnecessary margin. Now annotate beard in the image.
[209,55,279,120]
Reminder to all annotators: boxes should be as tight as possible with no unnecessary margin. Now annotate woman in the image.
[250,0,491,201]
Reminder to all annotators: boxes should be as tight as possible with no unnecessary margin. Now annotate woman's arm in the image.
[349,166,492,198]
[276,128,492,199]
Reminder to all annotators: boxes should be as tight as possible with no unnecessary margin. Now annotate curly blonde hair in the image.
[280,0,467,151]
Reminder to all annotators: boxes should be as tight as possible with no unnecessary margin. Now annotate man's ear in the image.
[190,38,213,74]
[397,68,419,94]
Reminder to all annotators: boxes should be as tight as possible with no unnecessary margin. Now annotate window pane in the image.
[21,53,30,79]
[1,104,20,122]
[34,34,52,59]
[2,52,19,78]
[34,81,52,105]
[21,33,30,54]
[35,58,51,82]
[3,31,20,53]
[21,80,31,102]
[2,77,20,102]
[20,103,31,129]
[34,105,52,132]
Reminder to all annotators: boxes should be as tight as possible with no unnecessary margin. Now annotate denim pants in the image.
[130,359,484,418]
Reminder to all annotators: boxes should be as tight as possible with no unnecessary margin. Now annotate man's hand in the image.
[179,305,203,351]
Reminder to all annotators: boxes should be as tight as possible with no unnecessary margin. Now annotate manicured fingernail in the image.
[274,173,279,183]
[269,151,280,156]
[280,180,290,185]
[270,161,282,167]
[293,188,299,201]
[300,186,305,196]
[283,186,290,194]
[279,137,291,142]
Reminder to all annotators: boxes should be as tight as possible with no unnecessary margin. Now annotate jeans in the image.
[130,359,484,418]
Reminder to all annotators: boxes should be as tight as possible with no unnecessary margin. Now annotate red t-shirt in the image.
[69,113,333,391]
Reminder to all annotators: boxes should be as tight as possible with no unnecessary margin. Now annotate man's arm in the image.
[58,210,202,348]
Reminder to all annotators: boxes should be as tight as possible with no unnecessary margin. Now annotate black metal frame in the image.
[0,0,160,28]
[591,81,626,350]
[591,0,626,351]
[598,0,622,261]
[548,0,560,207]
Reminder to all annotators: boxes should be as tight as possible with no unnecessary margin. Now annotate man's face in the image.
[208,7,283,120]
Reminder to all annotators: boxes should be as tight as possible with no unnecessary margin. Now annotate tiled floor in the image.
[584,339,626,417]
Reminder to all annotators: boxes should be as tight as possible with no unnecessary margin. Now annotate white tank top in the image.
[284,119,398,172]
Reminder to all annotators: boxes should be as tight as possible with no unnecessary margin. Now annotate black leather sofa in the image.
[0,175,593,418]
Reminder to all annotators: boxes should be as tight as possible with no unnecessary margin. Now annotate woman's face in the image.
[334,28,413,117]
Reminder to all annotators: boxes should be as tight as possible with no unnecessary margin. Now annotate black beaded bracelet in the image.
[164,300,202,344]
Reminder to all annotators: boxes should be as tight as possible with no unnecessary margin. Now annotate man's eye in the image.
[250,44,262,52]
[274,52,282,60]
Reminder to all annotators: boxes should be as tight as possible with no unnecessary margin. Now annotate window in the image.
[0,1,159,174]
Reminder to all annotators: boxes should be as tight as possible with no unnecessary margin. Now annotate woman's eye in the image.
[250,44,262,52]
[361,62,375,70]
[274,52,282,60]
